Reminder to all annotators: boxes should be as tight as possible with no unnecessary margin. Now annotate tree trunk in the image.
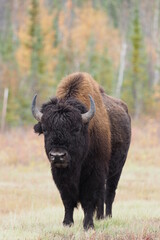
[115,41,127,98]
[1,88,9,132]
[153,0,160,86]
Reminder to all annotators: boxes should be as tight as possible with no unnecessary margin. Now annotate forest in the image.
[0,0,160,128]
[1,1,160,239]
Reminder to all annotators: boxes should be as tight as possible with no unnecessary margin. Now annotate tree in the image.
[16,0,46,124]
[28,0,46,92]
[123,7,149,118]
[16,0,55,124]
[80,36,114,94]
[0,3,20,126]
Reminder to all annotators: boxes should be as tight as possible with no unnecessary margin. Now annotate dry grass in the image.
[0,119,160,239]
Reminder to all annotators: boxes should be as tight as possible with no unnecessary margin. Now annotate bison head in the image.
[32,95,95,168]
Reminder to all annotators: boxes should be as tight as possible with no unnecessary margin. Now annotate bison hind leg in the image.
[105,148,129,218]
[105,169,123,218]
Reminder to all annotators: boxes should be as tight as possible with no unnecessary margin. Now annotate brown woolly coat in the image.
[56,72,111,169]
[33,72,131,229]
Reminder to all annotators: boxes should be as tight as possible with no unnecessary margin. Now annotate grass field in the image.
[0,119,160,239]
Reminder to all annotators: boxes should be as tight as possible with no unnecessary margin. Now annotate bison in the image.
[32,72,131,230]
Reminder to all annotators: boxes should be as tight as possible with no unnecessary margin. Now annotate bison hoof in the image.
[96,214,104,220]
[106,213,112,218]
[83,220,94,230]
[63,220,74,227]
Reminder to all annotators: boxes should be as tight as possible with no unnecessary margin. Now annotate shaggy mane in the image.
[56,72,111,166]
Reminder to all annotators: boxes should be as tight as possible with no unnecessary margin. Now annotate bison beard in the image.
[32,72,131,230]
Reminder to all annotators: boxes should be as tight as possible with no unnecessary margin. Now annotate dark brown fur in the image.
[56,72,111,171]
[33,72,131,229]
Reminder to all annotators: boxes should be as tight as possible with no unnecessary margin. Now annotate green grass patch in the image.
[1,201,160,240]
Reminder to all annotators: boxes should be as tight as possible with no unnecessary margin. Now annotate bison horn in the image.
[31,94,43,122]
[81,95,96,124]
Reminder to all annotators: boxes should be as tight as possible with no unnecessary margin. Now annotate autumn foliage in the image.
[0,0,160,126]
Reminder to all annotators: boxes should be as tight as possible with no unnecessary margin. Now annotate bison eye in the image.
[73,126,81,133]
[42,126,48,135]
[43,130,48,135]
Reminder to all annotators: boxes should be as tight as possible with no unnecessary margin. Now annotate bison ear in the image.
[34,122,43,135]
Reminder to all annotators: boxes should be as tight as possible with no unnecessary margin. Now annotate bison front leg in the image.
[60,192,77,226]
[60,191,77,227]
[80,183,103,229]
[63,204,74,226]
[80,169,105,229]
[53,169,79,227]
[82,205,94,230]
[80,188,95,229]
[96,196,104,220]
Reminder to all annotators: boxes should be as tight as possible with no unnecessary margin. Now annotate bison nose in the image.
[49,151,67,162]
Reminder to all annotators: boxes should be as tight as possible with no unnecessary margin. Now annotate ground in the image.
[0,119,160,240]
